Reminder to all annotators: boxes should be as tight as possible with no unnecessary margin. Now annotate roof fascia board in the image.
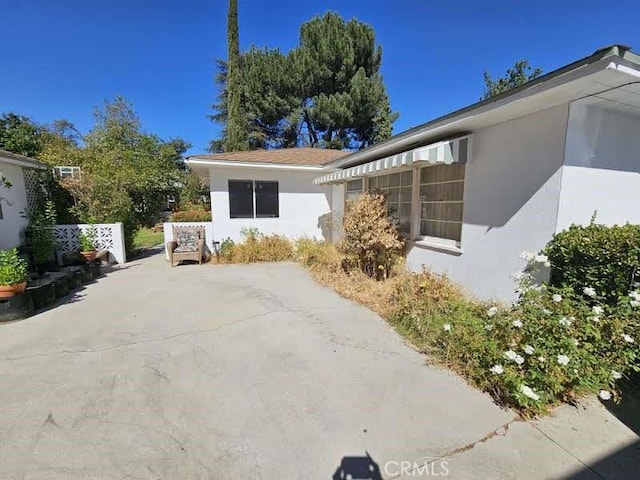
[185,159,326,171]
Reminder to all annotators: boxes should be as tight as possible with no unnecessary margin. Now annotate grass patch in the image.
[133,227,164,249]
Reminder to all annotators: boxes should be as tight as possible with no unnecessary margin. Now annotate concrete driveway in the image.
[0,251,638,479]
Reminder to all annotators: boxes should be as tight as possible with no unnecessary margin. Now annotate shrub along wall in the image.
[292,218,639,416]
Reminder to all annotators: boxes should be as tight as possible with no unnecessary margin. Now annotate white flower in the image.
[514,354,525,365]
[524,345,535,355]
[490,364,504,375]
[534,254,548,265]
[589,316,600,323]
[519,251,535,262]
[512,272,526,281]
[630,300,640,308]
[443,323,451,332]
[621,334,635,343]
[520,384,540,401]
[484,323,493,331]
[583,287,596,297]
[552,294,563,303]
[512,319,523,328]
[599,390,612,401]
[504,350,518,361]
[487,306,498,317]
[571,338,579,346]
[629,291,640,301]
[611,370,622,380]
[542,308,552,315]
[557,354,570,366]
[537,355,546,362]
[559,316,572,327]
[592,305,604,316]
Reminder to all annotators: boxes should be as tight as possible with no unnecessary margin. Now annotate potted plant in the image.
[79,226,97,261]
[0,248,29,298]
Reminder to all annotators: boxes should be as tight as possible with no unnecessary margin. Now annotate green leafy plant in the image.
[0,248,28,286]
[78,225,97,252]
[544,220,640,305]
[29,200,58,265]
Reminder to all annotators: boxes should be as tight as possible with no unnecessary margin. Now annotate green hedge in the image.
[545,222,640,305]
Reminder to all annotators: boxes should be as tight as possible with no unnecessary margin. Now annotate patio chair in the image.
[167,226,205,267]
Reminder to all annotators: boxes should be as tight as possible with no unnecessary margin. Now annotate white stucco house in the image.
[0,149,47,250]
[187,45,640,301]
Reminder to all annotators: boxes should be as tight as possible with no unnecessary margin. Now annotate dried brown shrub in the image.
[340,192,404,280]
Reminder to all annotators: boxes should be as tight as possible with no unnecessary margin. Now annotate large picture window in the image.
[228,180,279,219]
[418,163,465,242]
[369,170,413,236]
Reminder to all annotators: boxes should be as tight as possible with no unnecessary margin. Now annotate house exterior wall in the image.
[557,101,640,231]
[406,105,569,300]
[209,166,332,242]
[0,162,30,250]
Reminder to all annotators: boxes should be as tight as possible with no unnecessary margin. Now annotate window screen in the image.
[228,180,254,218]
[255,181,279,218]
[419,163,465,241]
[369,171,413,236]
[345,179,363,202]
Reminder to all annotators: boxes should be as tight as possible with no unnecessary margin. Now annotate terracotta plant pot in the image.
[0,282,27,299]
[80,251,97,262]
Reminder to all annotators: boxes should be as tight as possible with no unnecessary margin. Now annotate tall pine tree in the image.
[224,0,249,152]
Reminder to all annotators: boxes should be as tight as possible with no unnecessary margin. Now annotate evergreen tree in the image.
[224,0,249,152]
[211,12,397,151]
[482,60,542,99]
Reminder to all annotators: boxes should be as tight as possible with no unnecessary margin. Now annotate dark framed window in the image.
[228,180,279,219]
[255,181,279,218]
[229,180,255,218]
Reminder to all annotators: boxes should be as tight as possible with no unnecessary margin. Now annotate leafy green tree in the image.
[225,0,249,152]
[0,113,45,158]
[482,60,542,99]
[211,12,397,151]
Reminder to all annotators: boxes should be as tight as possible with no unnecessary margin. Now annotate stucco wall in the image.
[557,102,640,230]
[209,166,332,242]
[0,163,29,250]
[406,105,569,300]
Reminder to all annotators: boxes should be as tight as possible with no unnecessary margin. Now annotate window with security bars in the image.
[418,163,465,242]
[368,170,413,236]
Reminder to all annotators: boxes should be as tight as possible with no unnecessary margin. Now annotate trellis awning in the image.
[313,135,470,184]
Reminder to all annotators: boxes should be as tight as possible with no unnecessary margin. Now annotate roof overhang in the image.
[324,46,640,171]
[0,154,47,170]
[185,158,325,171]
[314,135,470,184]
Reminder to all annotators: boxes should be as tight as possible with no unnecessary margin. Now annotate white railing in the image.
[163,222,214,261]
[53,223,126,264]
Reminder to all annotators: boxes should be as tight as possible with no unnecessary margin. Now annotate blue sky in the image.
[2,0,640,154]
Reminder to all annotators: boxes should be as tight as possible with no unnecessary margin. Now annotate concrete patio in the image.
[0,251,637,479]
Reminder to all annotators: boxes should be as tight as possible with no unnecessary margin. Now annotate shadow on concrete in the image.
[332,452,382,480]
[562,374,640,480]
[129,245,164,260]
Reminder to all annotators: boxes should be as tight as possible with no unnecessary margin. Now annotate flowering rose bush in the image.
[388,248,639,416]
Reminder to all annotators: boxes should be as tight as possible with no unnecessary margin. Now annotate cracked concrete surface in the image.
[0,251,637,479]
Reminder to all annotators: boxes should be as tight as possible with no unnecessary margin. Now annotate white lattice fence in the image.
[53,223,126,264]
[22,168,44,216]
[163,222,214,261]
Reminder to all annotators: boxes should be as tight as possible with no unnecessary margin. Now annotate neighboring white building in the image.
[188,45,640,301]
[186,148,348,243]
[0,150,47,250]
